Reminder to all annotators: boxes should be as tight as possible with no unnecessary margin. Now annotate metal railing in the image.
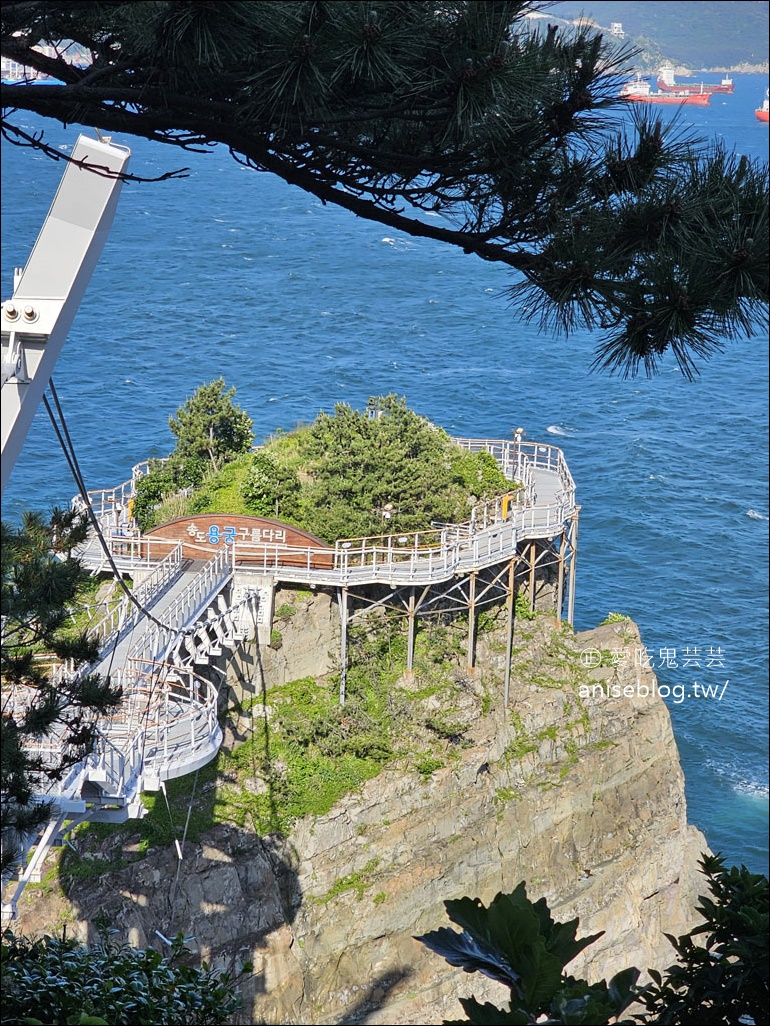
[451,436,575,508]
[70,439,575,589]
[129,662,222,781]
[87,543,184,648]
[6,661,221,802]
[128,548,233,666]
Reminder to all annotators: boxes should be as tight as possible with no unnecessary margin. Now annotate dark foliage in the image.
[636,854,769,1025]
[1,510,123,875]
[416,854,769,1025]
[0,928,248,1025]
[1,2,767,376]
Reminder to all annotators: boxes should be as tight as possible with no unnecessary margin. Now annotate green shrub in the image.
[0,929,247,1025]
[241,450,301,519]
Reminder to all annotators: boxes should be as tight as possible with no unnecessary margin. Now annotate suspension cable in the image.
[44,381,182,635]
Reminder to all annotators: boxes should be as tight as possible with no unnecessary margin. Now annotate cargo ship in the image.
[756,89,769,123]
[620,77,711,106]
[656,64,734,94]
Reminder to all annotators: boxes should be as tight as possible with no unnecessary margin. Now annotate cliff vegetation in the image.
[133,391,514,542]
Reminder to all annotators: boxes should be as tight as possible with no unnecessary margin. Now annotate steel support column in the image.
[504,557,517,709]
[467,571,477,675]
[556,528,566,624]
[529,541,537,612]
[339,586,348,705]
[567,508,580,627]
[406,588,416,680]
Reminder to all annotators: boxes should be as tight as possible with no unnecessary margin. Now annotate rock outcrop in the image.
[12,595,708,1025]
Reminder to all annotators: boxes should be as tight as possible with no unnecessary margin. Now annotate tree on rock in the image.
[169,378,254,475]
[1,1,766,377]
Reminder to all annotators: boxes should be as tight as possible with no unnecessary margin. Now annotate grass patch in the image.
[319,857,381,903]
[58,603,612,874]
[600,612,632,625]
[494,786,522,805]
[414,755,445,779]
[214,675,398,835]
[58,760,222,885]
[188,453,253,516]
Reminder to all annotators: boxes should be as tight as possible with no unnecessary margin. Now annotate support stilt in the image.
[556,528,566,624]
[529,541,537,612]
[406,588,416,680]
[567,508,580,627]
[339,586,348,705]
[504,557,516,709]
[467,572,477,675]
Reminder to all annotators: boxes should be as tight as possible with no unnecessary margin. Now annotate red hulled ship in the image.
[620,77,711,106]
[756,90,769,123]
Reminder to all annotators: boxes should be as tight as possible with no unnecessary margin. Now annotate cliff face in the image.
[13,595,708,1025]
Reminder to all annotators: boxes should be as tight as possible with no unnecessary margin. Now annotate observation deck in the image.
[75,437,576,590]
[2,434,578,920]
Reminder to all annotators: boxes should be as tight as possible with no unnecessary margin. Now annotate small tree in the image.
[169,378,254,475]
[290,394,511,541]
[1,511,122,876]
[637,854,769,1026]
[241,449,302,520]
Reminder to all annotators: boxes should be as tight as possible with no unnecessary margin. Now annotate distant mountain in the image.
[545,1,769,70]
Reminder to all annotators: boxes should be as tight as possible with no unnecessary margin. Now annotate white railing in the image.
[7,662,221,802]
[70,439,576,589]
[129,663,221,780]
[7,434,577,916]
[71,477,134,525]
[87,543,184,647]
[75,531,182,572]
[128,548,233,666]
[450,436,575,508]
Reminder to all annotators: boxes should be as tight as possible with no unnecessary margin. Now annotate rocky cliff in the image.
[13,592,708,1025]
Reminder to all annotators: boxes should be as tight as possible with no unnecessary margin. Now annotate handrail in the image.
[128,548,233,666]
[87,542,184,647]
[63,436,576,609]
[71,438,575,589]
[8,660,221,801]
[125,662,221,776]
[7,434,577,918]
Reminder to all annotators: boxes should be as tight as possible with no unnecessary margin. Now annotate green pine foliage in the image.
[246,394,513,542]
[241,449,302,520]
[168,378,254,474]
[131,379,253,531]
[282,394,493,541]
[134,393,514,540]
[3,2,766,376]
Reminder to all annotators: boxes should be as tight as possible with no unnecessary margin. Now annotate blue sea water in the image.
[2,76,768,875]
